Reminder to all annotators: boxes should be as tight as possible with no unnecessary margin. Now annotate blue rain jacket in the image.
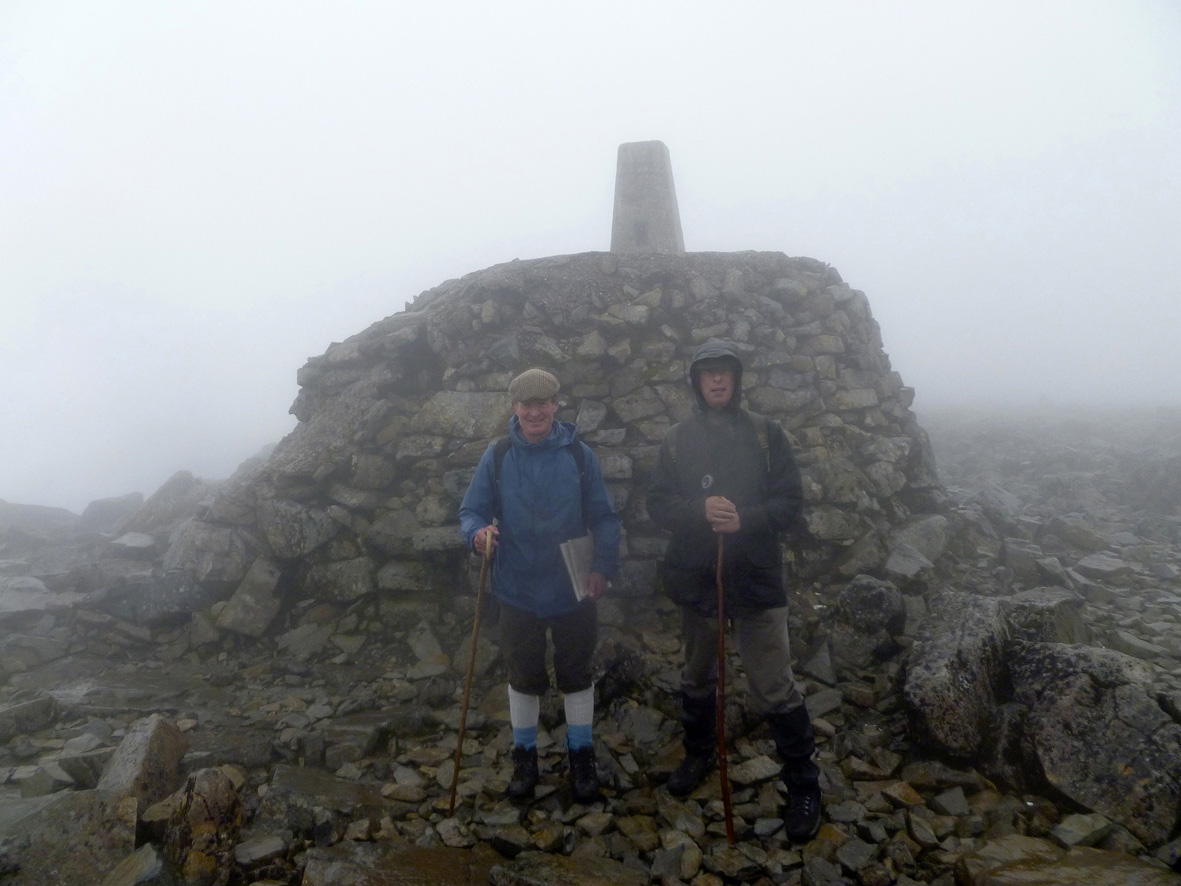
[459,416,622,618]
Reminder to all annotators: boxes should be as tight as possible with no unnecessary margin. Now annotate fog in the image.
[2,1,1178,513]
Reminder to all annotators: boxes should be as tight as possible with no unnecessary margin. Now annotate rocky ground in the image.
[2,405,1181,885]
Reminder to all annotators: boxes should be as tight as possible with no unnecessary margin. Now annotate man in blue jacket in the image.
[460,368,622,803]
[646,340,822,842]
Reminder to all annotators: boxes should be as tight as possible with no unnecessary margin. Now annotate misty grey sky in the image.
[2,1,1179,512]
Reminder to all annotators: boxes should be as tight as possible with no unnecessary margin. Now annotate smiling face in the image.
[696,363,737,410]
[513,397,559,442]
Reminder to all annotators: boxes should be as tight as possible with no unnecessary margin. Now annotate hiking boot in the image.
[506,745,538,799]
[666,751,715,797]
[568,745,600,803]
[783,782,822,842]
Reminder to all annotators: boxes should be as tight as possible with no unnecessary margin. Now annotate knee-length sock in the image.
[508,686,539,750]
[564,685,594,750]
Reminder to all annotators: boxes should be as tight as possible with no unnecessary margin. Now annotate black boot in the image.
[506,744,539,799]
[667,752,715,796]
[783,782,822,842]
[668,691,717,796]
[568,745,600,803]
[767,704,822,841]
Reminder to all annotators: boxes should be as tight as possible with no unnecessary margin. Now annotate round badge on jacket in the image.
[701,474,713,490]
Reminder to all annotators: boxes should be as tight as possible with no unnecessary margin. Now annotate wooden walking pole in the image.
[448,543,491,815]
[715,533,736,845]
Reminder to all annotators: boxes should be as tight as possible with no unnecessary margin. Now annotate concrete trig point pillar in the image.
[610,140,685,254]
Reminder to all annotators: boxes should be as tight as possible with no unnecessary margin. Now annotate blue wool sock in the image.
[566,723,592,750]
[564,685,594,750]
[508,687,539,750]
[512,725,538,751]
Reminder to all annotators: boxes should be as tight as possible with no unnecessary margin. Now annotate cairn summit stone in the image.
[610,140,685,255]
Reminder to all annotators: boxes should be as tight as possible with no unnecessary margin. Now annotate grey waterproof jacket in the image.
[646,341,804,613]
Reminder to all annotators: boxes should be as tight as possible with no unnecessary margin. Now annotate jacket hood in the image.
[688,339,744,412]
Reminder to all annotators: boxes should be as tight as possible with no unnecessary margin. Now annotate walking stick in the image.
[715,533,736,845]
[448,543,491,815]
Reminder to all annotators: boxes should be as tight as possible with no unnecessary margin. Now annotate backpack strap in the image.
[742,408,772,474]
[492,436,512,486]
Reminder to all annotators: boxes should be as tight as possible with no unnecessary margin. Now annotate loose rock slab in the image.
[97,713,189,807]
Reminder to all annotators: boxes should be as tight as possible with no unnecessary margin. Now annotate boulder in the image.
[1074,552,1135,582]
[1044,515,1108,553]
[97,714,189,807]
[376,558,437,593]
[948,503,1003,559]
[303,557,377,602]
[903,591,1009,758]
[257,499,339,560]
[161,520,252,586]
[121,471,215,537]
[0,633,69,677]
[157,767,245,885]
[491,850,650,886]
[889,514,949,564]
[971,483,1025,534]
[0,499,78,541]
[215,557,283,637]
[882,541,933,582]
[97,843,174,886]
[1010,642,1181,846]
[76,492,145,536]
[0,575,83,618]
[1002,588,1088,644]
[87,568,224,626]
[0,696,57,742]
[1000,537,1044,586]
[828,574,906,672]
[302,843,501,886]
[956,834,1180,885]
[410,391,509,439]
[0,790,137,886]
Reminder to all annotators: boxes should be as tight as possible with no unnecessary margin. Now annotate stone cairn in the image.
[178,139,939,631]
[187,247,942,638]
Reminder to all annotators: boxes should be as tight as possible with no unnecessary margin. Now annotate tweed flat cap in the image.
[509,368,560,402]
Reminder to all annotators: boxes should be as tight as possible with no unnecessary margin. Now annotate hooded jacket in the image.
[646,340,804,613]
[460,416,622,618]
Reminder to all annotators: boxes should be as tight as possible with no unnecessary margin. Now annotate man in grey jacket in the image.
[646,340,822,841]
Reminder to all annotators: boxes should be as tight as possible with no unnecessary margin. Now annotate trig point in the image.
[610,140,685,254]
